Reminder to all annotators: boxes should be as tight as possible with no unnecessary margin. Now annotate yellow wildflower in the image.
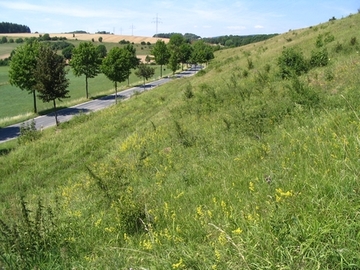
[172,258,184,269]
[249,181,255,192]
[232,228,243,235]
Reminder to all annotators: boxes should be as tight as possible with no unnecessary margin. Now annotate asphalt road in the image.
[0,66,201,144]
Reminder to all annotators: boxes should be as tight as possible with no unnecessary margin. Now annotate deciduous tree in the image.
[96,44,107,59]
[101,47,132,103]
[71,42,101,99]
[9,40,41,113]
[124,44,140,85]
[34,46,70,126]
[191,40,214,66]
[167,34,186,75]
[135,63,155,87]
[151,39,170,77]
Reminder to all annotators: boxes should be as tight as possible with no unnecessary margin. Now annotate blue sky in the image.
[0,0,358,37]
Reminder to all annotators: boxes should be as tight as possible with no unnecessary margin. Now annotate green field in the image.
[1,13,360,269]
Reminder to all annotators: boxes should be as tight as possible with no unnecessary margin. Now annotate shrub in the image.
[196,69,206,77]
[324,32,335,43]
[334,42,343,53]
[15,38,24,43]
[350,37,357,46]
[286,76,321,107]
[309,48,329,67]
[18,119,41,144]
[316,35,324,48]
[183,83,194,99]
[278,47,309,79]
[247,58,254,69]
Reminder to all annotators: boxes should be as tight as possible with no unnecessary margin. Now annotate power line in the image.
[152,14,162,36]
[130,24,135,36]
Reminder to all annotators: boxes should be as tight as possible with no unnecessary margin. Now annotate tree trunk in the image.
[85,75,89,99]
[160,64,163,78]
[32,90,37,113]
[115,81,118,104]
[53,99,59,126]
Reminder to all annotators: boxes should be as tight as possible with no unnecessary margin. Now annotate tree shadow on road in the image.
[38,107,90,116]
[0,126,20,142]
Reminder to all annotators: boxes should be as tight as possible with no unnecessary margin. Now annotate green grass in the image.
[0,42,21,56]
[1,13,360,269]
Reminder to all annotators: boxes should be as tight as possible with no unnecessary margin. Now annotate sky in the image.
[0,0,358,38]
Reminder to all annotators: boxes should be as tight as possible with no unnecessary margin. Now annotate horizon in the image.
[0,1,359,38]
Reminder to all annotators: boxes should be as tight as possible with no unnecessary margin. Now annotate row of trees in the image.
[152,34,215,77]
[8,40,154,124]
[8,35,215,125]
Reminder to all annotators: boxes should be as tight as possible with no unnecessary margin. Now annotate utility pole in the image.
[130,24,135,36]
[152,14,162,37]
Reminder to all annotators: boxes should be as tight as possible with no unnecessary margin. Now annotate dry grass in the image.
[0,33,169,44]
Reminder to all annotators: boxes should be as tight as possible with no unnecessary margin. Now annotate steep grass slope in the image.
[1,13,360,269]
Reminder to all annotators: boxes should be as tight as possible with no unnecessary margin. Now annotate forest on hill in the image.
[0,22,31,33]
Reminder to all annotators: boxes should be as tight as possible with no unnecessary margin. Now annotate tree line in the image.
[8,34,215,125]
[0,22,31,33]
[202,34,279,47]
[154,33,201,42]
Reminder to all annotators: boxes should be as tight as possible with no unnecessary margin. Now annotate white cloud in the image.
[226,25,246,30]
[254,25,264,29]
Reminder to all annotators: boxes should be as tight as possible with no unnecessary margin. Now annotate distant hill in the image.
[202,34,279,47]
[0,22,30,33]
[154,32,278,47]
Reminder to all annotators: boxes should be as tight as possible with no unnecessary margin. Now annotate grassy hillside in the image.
[1,13,360,269]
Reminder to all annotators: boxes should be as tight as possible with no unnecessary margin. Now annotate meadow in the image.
[1,13,360,269]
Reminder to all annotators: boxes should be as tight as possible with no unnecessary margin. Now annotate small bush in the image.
[264,63,271,73]
[247,58,254,69]
[309,48,329,67]
[242,69,249,78]
[316,35,324,48]
[334,42,343,53]
[324,32,335,43]
[183,83,194,99]
[196,69,206,77]
[18,119,41,144]
[350,37,357,46]
[286,76,321,107]
[278,47,309,79]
